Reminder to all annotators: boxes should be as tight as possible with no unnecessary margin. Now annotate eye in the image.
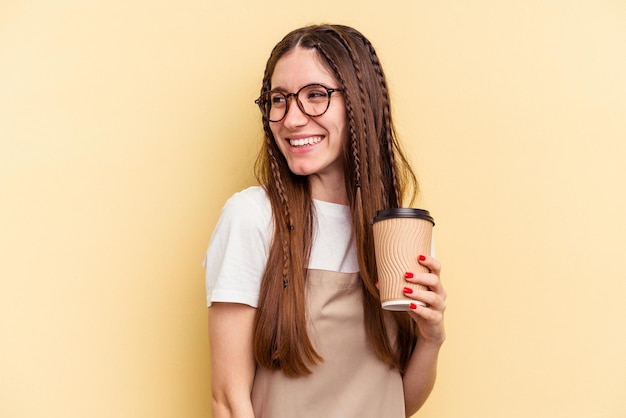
[270,93,287,106]
[305,88,329,101]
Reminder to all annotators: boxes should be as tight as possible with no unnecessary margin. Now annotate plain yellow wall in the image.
[2,1,625,417]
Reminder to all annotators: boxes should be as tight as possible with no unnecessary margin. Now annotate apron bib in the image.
[251,270,405,417]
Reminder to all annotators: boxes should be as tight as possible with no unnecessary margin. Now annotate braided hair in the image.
[253,24,419,377]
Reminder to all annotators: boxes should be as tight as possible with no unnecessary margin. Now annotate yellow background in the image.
[2,1,625,417]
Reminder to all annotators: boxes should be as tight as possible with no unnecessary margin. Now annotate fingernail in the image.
[419,255,426,261]
[409,303,417,310]
[405,272,414,278]
[403,287,413,294]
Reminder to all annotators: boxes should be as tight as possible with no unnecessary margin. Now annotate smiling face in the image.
[269,47,347,199]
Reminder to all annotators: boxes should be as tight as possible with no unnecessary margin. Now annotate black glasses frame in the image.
[254,83,343,122]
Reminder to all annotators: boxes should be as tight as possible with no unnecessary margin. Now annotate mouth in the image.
[289,136,323,147]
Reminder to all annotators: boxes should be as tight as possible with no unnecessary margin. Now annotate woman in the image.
[205,24,446,417]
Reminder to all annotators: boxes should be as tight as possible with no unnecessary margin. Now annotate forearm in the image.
[209,303,257,418]
[402,338,443,416]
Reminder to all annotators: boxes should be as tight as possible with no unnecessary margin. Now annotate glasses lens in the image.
[299,85,330,118]
[266,92,287,121]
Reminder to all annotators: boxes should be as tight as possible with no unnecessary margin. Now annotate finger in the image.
[403,286,446,311]
[409,301,446,326]
[405,272,447,300]
[418,254,441,275]
[415,290,447,311]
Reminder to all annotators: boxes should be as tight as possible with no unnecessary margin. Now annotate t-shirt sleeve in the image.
[204,189,272,308]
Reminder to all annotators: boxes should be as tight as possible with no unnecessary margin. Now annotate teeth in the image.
[290,136,322,147]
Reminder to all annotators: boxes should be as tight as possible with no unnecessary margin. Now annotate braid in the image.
[361,35,400,207]
[314,44,362,192]
[315,41,373,291]
[267,146,293,286]
[330,29,371,192]
[261,74,294,284]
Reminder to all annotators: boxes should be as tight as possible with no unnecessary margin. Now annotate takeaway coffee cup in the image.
[372,208,435,311]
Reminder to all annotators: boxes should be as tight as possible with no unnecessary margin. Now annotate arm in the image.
[401,255,446,416]
[209,302,257,418]
[402,333,443,415]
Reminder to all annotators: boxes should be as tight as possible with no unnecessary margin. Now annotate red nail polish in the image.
[409,303,417,310]
[419,255,426,261]
[403,287,413,294]
[405,272,414,278]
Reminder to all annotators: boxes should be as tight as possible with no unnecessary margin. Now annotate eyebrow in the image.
[269,82,332,93]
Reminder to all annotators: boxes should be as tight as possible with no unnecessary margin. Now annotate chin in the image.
[286,162,312,176]
[288,168,312,177]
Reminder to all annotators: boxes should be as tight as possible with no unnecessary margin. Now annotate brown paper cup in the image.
[372,208,434,311]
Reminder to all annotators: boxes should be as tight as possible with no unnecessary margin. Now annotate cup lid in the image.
[372,208,435,225]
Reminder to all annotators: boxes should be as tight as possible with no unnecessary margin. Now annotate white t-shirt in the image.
[204,186,358,308]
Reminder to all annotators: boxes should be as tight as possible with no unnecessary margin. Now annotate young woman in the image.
[205,24,446,417]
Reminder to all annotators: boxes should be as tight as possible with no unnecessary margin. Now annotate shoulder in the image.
[209,186,273,249]
[223,185,270,211]
[220,186,272,224]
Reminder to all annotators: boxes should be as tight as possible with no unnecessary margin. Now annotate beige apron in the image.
[251,269,405,417]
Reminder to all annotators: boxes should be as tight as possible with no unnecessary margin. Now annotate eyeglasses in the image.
[254,83,343,122]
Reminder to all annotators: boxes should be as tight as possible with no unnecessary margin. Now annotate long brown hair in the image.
[253,24,419,377]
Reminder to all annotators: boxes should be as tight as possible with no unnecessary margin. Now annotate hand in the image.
[403,255,446,345]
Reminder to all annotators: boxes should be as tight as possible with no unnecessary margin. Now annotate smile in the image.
[289,136,323,147]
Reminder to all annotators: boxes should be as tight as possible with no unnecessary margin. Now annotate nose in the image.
[282,97,309,128]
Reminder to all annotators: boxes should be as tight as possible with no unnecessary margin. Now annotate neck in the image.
[309,173,348,205]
